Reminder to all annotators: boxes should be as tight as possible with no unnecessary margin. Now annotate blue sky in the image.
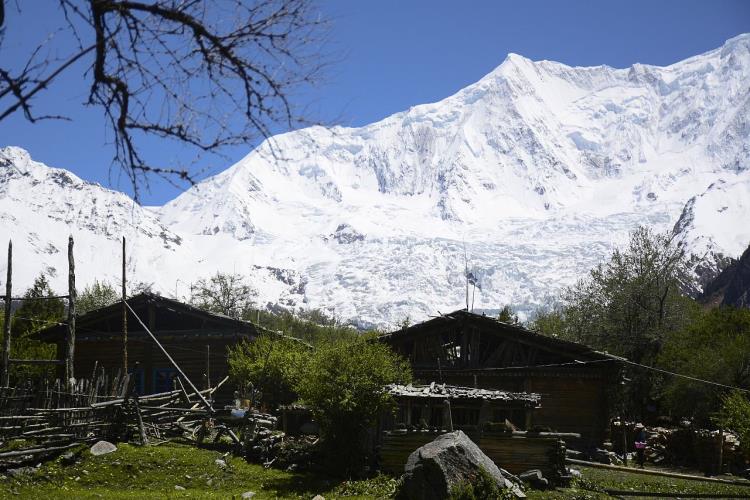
[2,0,749,205]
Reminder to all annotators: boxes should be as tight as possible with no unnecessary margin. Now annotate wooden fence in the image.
[0,372,226,468]
[0,372,130,416]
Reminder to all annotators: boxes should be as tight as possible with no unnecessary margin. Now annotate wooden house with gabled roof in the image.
[36,292,263,401]
[380,309,623,447]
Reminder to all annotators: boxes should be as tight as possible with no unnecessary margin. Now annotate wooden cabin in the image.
[378,383,572,481]
[380,310,622,448]
[37,292,259,402]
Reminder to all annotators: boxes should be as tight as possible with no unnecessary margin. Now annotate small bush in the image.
[332,473,401,497]
[448,465,515,500]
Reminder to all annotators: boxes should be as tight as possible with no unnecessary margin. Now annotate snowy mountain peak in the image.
[4,35,750,327]
[1,146,32,167]
[1,146,92,190]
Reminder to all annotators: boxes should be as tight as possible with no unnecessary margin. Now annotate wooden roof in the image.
[386,383,541,407]
[37,292,257,342]
[381,309,621,363]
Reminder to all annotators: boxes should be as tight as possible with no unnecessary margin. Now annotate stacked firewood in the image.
[609,419,746,475]
[237,410,281,464]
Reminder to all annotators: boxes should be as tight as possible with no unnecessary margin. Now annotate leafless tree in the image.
[191,271,257,319]
[0,0,327,198]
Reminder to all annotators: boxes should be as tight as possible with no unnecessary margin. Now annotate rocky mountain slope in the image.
[700,243,750,309]
[2,34,750,327]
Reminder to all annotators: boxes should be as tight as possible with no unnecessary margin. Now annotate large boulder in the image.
[401,430,524,499]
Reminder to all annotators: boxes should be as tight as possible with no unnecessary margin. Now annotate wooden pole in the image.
[566,458,750,486]
[66,236,76,388]
[133,394,148,445]
[122,236,128,374]
[2,240,11,387]
[206,344,210,390]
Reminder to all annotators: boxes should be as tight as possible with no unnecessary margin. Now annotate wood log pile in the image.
[233,410,280,464]
[609,420,747,475]
[0,374,228,468]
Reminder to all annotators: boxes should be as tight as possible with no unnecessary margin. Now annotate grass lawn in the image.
[0,440,398,499]
[2,442,749,499]
[527,466,750,499]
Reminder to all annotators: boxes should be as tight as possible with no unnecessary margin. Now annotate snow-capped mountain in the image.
[3,34,750,327]
[0,147,184,288]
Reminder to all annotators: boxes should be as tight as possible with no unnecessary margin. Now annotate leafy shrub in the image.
[295,338,411,474]
[332,474,401,497]
[714,390,750,458]
[227,333,309,409]
[448,466,513,500]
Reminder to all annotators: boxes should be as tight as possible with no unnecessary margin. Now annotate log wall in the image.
[379,429,567,481]
[72,337,241,403]
[413,370,609,447]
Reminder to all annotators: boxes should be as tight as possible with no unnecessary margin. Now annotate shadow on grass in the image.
[259,470,337,497]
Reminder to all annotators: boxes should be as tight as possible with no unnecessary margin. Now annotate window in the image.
[153,368,178,393]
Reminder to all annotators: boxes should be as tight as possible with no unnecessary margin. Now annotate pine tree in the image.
[9,274,64,382]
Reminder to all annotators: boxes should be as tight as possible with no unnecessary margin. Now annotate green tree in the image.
[296,338,412,474]
[660,307,750,424]
[9,274,64,382]
[497,305,519,325]
[247,308,360,346]
[553,227,698,417]
[77,279,119,315]
[227,333,310,409]
[714,391,750,459]
[191,272,257,319]
[527,304,566,337]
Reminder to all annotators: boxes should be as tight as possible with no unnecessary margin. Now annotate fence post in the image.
[122,236,127,374]
[1,240,12,387]
[66,236,76,389]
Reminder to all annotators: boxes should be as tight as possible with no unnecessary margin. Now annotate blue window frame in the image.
[153,367,178,394]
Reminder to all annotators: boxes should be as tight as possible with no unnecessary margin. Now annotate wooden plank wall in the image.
[73,338,239,403]
[412,371,608,447]
[379,430,566,480]
[524,375,607,446]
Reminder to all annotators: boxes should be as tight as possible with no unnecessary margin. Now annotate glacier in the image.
[2,34,750,328]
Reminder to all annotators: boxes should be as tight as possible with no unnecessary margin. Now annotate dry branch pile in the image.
[0,373,227,469]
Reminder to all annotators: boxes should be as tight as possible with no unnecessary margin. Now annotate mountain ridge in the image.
[2,34,750,327]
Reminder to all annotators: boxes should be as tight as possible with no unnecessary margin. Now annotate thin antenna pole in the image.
[463,241,469,310]
[1,240,12,387]
[122,237,128,374]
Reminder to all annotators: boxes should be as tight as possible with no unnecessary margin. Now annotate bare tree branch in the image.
[0,0,328,199]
